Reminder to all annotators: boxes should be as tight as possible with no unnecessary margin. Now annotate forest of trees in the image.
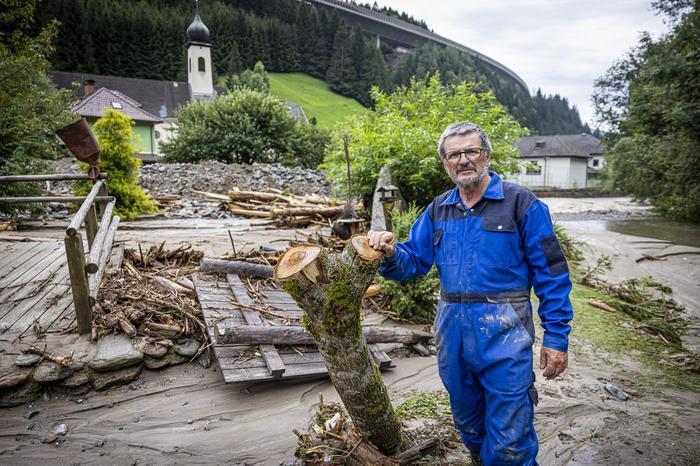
[35,0,588,135]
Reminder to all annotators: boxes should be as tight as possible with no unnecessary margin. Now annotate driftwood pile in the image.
[194,188,361,228]
[93,243,208,348]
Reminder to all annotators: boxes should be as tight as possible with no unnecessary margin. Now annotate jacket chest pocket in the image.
[479,216,521,267]
[434,228,459,266]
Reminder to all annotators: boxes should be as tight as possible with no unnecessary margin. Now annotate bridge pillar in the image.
[375,34,381,49]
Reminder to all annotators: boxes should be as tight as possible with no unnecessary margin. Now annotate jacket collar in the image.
[439,171,504,206]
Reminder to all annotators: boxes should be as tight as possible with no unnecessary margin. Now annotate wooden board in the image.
[193,274,393,385]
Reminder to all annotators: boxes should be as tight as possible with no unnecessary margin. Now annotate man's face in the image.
[442,132,490,189]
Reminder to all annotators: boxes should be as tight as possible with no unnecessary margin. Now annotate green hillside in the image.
[269,73,368,128]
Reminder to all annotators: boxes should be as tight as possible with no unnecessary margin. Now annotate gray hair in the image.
[437,122,493,158]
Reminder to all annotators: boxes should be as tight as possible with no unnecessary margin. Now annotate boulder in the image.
[89,334,143,372]
[60,368,93,388]
[174,338,200,358]
[0,364,32,390]
[92,364,142,391]
[14,354,42,367]
[133,337,168,359]
[33,361,82,383]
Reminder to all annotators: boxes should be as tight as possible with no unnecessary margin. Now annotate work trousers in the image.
[434,298,539,466]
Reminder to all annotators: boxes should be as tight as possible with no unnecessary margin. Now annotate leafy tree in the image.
[219,60,270,93]
[75,109,157,220]
[376,204,440,323]
[0,0,75,213]
[161,89,329,168]
[593,0,700,221]
[322,74,527,207]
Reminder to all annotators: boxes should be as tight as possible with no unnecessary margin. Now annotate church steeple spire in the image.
[186,0,210,45]
[186,0,214,99]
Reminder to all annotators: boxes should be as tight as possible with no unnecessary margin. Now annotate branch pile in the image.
[293,397,437,465]
[93,243,208,348]
[194,188,360,228]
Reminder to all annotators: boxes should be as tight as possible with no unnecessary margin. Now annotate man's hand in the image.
[540,347,568,380]
[367,230,395,257]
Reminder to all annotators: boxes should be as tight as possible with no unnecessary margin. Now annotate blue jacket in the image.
[379,172,573,352]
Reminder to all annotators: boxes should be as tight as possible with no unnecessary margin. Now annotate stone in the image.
[53,423,68,436]
[0,365,32,389]
[60,368,93,388]
[144,355,170,370]
[41,434,58,444]
[14,354,42,367]
[0,379,41,407]
[133,337,168,359]
[23,406,39,419]
[33,361,81,383]
[95,439,105,448]
[89,335,143,372]
[92,364,142,391]
[174,339,200,358]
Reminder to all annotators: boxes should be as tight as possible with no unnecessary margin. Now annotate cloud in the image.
[376,0,667,127]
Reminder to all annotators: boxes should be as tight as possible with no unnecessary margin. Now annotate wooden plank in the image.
[218,350,326,370]
[0,242,62,288]
[64,233,92,335]
[0,242,50,279]
[369,344,393,370]
[10,284,71,334]
[0,251,67,306]
[266,302,303,312]
[227,273,286,378]
[0,274,70,333]
[0,243,64,302]
[222,361,328,384]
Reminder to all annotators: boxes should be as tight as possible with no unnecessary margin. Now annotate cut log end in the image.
[351,235,384,264]
[274,245,323,282]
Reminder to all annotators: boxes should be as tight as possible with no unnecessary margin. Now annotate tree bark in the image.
[274,236,403,455]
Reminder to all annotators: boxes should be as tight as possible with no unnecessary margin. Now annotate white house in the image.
[509,134,605,189]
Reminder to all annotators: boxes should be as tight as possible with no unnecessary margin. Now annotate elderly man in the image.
[368,122,573,465]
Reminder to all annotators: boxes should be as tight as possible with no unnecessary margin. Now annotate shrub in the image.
[161,89,329,168]
[74,109,156,220]
[219,61,270,94]
[0,0,74,214]
[377,204,440,324]
[322,74,527,206]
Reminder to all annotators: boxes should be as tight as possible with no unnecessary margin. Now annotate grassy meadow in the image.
[268,73,368,129]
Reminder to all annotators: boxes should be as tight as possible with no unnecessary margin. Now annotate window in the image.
[526,162,542,175]
[198,57,206,72]
[111,101,122,109]
[535,141,545,148]
[592,159,600,167]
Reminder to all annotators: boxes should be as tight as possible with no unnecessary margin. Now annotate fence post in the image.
[65,233,92,335]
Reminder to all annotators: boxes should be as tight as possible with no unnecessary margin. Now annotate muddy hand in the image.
[540,347,568,380]
[367,230,395,257]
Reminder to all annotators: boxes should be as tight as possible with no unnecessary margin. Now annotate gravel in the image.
[50,159,330,198]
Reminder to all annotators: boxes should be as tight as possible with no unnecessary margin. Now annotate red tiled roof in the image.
[71,87,163,123]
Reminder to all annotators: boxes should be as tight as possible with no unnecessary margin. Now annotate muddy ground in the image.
[1,196,699,465]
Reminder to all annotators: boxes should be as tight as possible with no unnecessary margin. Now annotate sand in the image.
[1,196,699,465]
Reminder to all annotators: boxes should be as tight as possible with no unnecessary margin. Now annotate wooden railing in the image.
[0,174,118,335]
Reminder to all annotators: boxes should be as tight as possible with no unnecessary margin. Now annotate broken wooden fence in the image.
[0,173,118,335]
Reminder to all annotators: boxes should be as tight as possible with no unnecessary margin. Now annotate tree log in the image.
[200,258,274,278]
[270,206,344,218]
[216,324,432,345]
[274,235,402,455]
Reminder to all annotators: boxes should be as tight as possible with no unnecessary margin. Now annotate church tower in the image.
[186,0,214,100]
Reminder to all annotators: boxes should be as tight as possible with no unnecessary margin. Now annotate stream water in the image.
[561,216,700,248]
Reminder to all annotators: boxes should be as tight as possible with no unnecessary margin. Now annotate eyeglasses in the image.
[443,147,485,163]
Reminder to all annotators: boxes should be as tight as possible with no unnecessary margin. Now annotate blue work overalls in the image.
[380,173,573,465]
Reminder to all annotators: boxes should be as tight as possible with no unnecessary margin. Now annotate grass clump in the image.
[395,391,452,420]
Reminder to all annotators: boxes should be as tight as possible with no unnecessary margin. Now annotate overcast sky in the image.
[376,0,668,128]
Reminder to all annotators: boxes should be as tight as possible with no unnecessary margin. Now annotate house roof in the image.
[516,134,605,159]
[51,71,190,119]
[71,87,163,123]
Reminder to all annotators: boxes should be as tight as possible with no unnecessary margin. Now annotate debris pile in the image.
[292,396,438,465]
[93,243,210,364]
[194,188,362,228]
